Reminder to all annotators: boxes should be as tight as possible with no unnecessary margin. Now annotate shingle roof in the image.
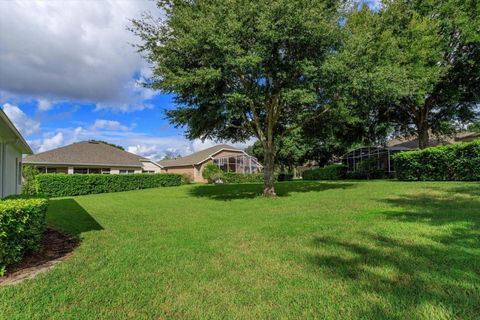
[23,141,149,167]
[158,144,243,167]
[386,131,480,149]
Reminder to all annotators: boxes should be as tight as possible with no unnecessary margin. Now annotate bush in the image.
[36,173,183,197]
[202,162,224,184]
[302,164,347,180]
[0,197,48,276]
[222,172,267,184]
[393,140,480,181]
[345,158,386,180]
[22,165,40,195]
[180,173,193,184]
[277,173,294,182]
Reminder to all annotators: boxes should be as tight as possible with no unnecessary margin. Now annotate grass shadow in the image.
[188,181,355,201]
[307,188,480,318]
[47,198,103,237]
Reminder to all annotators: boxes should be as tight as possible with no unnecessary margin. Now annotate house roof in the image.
[386,131,480,149]
[23,141,155,168]
[158,144,246,167]
[0,108,33,154]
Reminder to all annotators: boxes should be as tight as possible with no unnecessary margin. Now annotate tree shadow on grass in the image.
[307,189,480,319]
[188,181,355,201]
[47,198,103,237]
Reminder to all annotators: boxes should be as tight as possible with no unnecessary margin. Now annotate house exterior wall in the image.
[0,141,23,198]
[28,164,144,175]
[164,166,195,181]
[141,161,162,173]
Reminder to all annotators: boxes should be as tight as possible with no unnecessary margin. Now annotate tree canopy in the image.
[326,0,480,148]
[132,0,342,196]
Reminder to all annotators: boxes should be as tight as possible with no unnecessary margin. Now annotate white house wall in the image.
[0,141,22,198]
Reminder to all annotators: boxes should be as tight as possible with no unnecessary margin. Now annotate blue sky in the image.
[0,0,379,160]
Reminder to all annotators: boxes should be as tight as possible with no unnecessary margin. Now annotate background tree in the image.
[326,0,480,149]
[89,140,125,151]
[132,0,341,196]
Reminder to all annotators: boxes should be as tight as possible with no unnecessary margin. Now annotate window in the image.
[73,168,88,174]
[142,170,154,173]
[101,168,111,174]
[46,167,57,173]
[88,168,101,174]
[119,170,135,174]
[16,158,21,185]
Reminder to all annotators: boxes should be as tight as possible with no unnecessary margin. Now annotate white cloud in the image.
[0,0,160,111]
[36,132,64,153]
[2,103,40,136]
[92,119,129,131]
[37,98,53,111]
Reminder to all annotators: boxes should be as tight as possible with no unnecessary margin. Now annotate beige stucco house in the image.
[23,141,163,174]
[159,144,262,183]
[0,108,33,197]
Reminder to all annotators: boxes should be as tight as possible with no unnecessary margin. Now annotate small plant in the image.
[22,165,39,195]
[202,162,224,184]
[181,173,193,184]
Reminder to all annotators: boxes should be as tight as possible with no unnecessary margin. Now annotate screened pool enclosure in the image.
[341,146,412,174]
[213,154,262,174]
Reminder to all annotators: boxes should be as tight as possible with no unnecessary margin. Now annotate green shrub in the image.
[202,162,224,184]
[22,165,40,195]
[277,173,294,181]
[345,158,386,180]
[0,198,48,276]
[222,172,268,184]
[36,173,182,197]
[393,140,480,181]
[180,173,193,184]
[302,164,347,180]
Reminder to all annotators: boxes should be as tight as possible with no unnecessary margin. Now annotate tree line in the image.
[132,0,479,196]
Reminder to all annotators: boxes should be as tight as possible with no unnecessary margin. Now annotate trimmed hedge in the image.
[36,173,183,197]
[302,164,347,180]
[393,140,480,181]
[222,173,267,184]
[0,198,48,276]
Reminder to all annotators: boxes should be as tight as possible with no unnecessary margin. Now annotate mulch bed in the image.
[0,228,79,286]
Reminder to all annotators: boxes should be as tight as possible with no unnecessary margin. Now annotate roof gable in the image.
[158,144,246,167]
[23,141,152,167]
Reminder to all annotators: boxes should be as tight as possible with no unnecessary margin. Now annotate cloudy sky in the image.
[0,0,253,160]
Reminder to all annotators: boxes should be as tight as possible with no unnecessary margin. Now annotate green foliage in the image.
[202,162,224,184]
[89,140,124,151]
[22,165,40,195]
[327,1,480,149]
[222,173,267,184]
[277,173,293,182]
[393,140,480,181]
[36,174,182,197]
[346,158,387,180]
[0,198,48,276]
[180,173,193,184]
[302,164,347,180]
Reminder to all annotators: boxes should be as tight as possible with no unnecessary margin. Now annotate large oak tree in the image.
[132,0,341,196]
[325,0,480,149]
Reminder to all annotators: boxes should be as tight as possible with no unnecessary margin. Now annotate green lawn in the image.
[1,181,479,319]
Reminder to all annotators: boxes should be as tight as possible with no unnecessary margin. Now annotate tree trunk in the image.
[263,143,276,197]
[417,108,429,149]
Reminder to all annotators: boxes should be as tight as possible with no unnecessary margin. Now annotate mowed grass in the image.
[1,181,479,319]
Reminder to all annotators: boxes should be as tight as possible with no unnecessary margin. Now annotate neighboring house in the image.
[342,131,480,174]
[23,141,163,174]
[159,144,262,183]
[0,108,33,197]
